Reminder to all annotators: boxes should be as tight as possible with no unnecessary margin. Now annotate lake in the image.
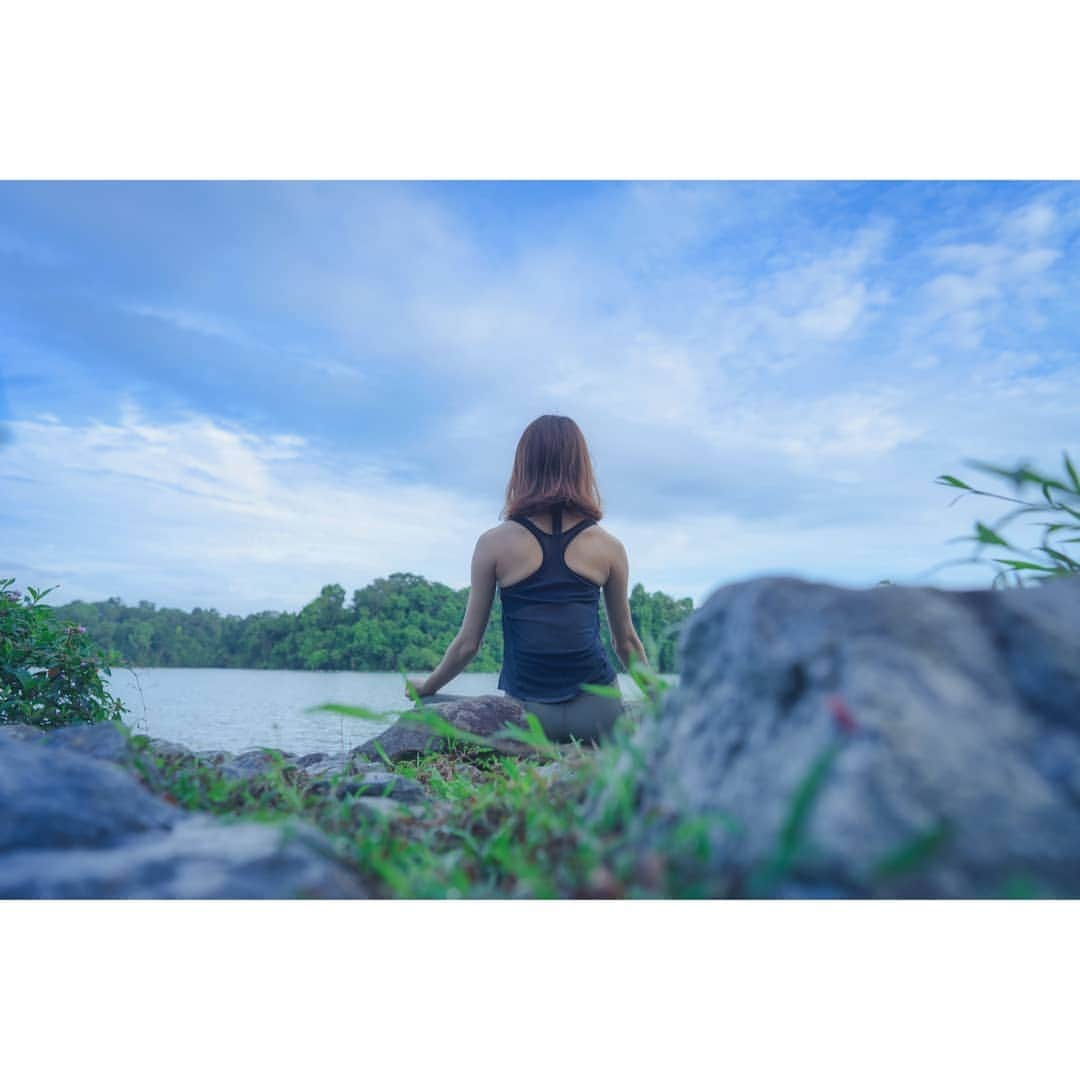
[104,669,672,755]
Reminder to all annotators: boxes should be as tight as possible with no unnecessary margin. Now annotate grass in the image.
[113,659,1046,899]
[118,659,721,898]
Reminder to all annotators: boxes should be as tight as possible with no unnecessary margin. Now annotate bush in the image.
[937,452,1080,587]
[0,578,128,729]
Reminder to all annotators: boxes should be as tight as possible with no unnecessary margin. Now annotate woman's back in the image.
[496,504,617,703]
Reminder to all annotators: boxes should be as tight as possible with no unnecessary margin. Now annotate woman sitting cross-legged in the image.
[405,413,651,746]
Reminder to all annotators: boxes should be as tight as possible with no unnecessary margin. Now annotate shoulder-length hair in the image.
[501,415,604,521]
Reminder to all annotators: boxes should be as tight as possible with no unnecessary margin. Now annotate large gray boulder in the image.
[0,737,180,851]
[0,727,367,898]
[631,575,1080,898]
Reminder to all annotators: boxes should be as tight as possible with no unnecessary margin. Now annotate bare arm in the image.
[411,532,497,697]
[602,537,650,672]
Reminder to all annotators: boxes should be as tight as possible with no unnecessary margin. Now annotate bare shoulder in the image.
[483,521,524,540]
[589,521,625,553]
[480,520,527,553]
[478,523,512,547]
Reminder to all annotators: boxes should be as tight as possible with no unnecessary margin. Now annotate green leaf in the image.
[1065,452,1080,494]
[371,740,394,769]
[993,559,1059,573]
[579,681,623,700]
[1039,546,1080,570]
[936,475,972,490]
[973,522,1008,546]
[871,822,951,881]
[308,702,396,721]
[493,712,560,758]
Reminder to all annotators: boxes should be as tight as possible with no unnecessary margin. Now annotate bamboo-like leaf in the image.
[936,474,972,490]
[993,559,1059,573]
[309,702,394,721]
[1065,452,1080,494]
[493,712,559,758]
[1039,546,1080,570]
[579,681,623,699]
[973,522,1008,547]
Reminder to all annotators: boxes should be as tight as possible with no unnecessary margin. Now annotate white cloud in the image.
[1004,200,1056,243]
[920,198,1063,347]
[1,409,500,613]
[122,303,258,348]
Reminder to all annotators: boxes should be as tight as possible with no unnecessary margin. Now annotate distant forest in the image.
[49,573,694,674]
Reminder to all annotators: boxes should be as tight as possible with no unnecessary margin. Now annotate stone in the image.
[196,749,234,768]
[346,796,414,821]
[629,575,1080,898]
[46,722,134,765]
[142,737,199,767]
[0,724,48,746]
[0,816,368,899]
[0,730,368,898]
[333,771,427,804]
[219,748,298,781]
[351,694,534,763]
[0,738,180,852]
[295,752,355,780]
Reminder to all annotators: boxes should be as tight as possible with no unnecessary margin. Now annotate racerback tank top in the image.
[497,504,617,703]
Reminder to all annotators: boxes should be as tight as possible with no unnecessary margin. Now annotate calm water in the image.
[104,669,667,755]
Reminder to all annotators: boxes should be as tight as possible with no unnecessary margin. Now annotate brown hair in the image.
[501,415,604,522]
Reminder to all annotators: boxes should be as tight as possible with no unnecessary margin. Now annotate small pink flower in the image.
[827,693,858,734]
[5,590,21,601]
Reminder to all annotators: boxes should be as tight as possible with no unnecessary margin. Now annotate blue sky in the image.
[2,181,1078,615]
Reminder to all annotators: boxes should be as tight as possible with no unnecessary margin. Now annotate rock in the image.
[196,749,234,768]
[351,694,533,763]
[46,722,134,765]
[0,816,368,899]
[0,738,180,852]
[141,737,200,768]
[346,796,414,821]
[0,731,367,898]
[219,748,298,781]
[629,575,1080,899]
[332,771,427,804]
[0,724,48,746]
[295,752,355,780]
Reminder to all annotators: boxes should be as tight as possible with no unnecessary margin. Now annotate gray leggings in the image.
[419,680,625,745]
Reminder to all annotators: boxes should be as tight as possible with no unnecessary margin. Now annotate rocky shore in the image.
[0,695,542,899]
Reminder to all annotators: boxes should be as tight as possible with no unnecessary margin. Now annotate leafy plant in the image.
[936,451,1080,586]
[0,578,128,729]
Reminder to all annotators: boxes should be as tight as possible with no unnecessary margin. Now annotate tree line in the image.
[48,573,694,674]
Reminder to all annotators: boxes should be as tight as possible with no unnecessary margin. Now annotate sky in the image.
[1,180,1078,615]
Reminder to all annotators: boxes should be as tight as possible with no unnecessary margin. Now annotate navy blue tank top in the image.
[497,505,617,703]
